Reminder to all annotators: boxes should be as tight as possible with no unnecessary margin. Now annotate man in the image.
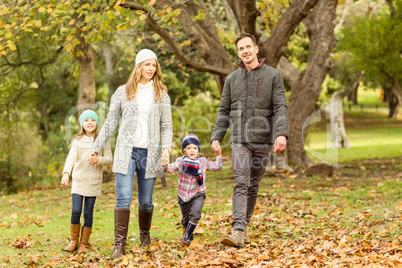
[210,33,289,247]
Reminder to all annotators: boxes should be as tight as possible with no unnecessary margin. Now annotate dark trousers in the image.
[178,193,206,226]
[71,193,96,227]
[231,143,272,231]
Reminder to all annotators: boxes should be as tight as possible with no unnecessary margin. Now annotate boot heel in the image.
[182,223,197,245]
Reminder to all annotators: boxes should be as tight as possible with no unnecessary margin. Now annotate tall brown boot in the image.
[78,226,92,253]
[63,224,81,252]
[111,208,130,258]
[139,208,153,247]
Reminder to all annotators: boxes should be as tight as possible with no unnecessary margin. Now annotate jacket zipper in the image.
[256,80,260,98]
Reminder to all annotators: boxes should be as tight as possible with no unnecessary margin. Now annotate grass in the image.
[306,111,402,164]
[1,157,402,266]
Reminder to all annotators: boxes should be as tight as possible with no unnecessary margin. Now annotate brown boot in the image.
[139,208,153,247]
[111,208,130,258]
[78,226,92,253]
[63,224,81,252]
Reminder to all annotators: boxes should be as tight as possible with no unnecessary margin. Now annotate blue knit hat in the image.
[182,134,200,152]
[79,110,99,127]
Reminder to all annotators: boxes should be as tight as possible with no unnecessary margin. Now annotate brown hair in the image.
[234,33,257,50]
[125,60,167,102]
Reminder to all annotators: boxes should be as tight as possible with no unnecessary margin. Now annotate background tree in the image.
[338,0,402,118]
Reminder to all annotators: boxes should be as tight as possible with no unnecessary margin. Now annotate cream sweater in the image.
[133,81,154,148]
[63,135,112,196]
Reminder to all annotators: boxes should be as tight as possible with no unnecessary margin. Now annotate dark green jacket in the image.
[211,59,289,144]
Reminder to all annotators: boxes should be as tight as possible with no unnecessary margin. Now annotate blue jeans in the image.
[71,194,96,227]
[115,147,155,211]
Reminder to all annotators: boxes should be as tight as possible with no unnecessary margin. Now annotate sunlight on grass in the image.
[306,127,402,163]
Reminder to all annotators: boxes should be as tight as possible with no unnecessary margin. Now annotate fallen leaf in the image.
[218,256,239,265]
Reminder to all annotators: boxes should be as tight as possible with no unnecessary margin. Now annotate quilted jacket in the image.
[92,85,173,178]
[211,58,289,144]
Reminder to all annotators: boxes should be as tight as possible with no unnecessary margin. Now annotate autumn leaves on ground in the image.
[0,156,401,268]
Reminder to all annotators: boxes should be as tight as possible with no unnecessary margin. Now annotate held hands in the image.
[61,173,69,187]
[274,136,287,153]
[161,148,170,167]
[88,151,99,165]
[211,140,222,157]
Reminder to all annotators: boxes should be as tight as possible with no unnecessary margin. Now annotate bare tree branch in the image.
[0,46,63,69]
[145,15,231,76]
[260,0,319,67]
[122,1,233,79]
[225,0,259,36]
[276,56,301,89]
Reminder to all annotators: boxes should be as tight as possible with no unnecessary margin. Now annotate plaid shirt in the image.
[164,156,223,202]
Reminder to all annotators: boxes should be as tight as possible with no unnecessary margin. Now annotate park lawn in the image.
[1,157,402,267]
[305,127,402,163]
[305,109,402,164]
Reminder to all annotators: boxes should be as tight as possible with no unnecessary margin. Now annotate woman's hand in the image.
[61,173,69,187]
[88,151,99,165]
[161,148,170,167]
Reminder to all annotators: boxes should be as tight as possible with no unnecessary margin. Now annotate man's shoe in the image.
[222,230,245,248]
[244,229,249,243]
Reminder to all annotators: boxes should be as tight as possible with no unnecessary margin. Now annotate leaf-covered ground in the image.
[1,156,402,267]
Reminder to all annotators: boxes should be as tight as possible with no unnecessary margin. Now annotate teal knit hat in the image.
[79,110,99,127]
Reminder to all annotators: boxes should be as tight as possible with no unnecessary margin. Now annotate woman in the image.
[89,49,172,258]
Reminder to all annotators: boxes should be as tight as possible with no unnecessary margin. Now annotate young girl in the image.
[61,109,112,253]
[162,134,223,245]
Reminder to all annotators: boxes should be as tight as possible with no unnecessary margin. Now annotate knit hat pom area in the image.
[135,49,157,66]
[182,134,200,152]
[79,110,99,127]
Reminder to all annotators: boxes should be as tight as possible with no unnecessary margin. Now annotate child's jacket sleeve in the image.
[164,157,182,174]
[62,139,78,175]
[97,140,113,166]
[206,157,223,171]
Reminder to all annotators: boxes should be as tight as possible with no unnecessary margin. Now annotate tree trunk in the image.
[286,0,338,166]
[74,37,96,114]
[102,45,116,100]
[329,71,364,148]
[390,79,402,118]
[347,85,358,104]
[389,95,399,118]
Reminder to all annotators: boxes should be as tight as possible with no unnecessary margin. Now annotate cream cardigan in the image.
[63,135,112,196]
[92,85,173,178]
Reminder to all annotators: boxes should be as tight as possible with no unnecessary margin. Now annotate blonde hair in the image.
[125,60,167,102]
[73,126,99,142]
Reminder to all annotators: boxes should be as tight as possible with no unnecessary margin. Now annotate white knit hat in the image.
[135,49,157,66]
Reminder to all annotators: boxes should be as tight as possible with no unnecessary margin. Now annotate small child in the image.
[162,134,223,245]
[61,110,112,253]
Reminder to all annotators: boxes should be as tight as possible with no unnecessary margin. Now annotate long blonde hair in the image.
[125,60,167,102]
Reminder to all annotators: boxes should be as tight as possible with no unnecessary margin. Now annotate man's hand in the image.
[211,140,221,155]
[274,136,287,153]
[61,173,69,187]
[161,148,170,167]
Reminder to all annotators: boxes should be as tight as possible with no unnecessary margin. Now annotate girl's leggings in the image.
[71,194,96,227]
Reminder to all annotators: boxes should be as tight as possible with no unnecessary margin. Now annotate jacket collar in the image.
[238,58,266,71]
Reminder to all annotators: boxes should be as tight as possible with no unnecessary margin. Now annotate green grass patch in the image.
[306,114,402,163]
